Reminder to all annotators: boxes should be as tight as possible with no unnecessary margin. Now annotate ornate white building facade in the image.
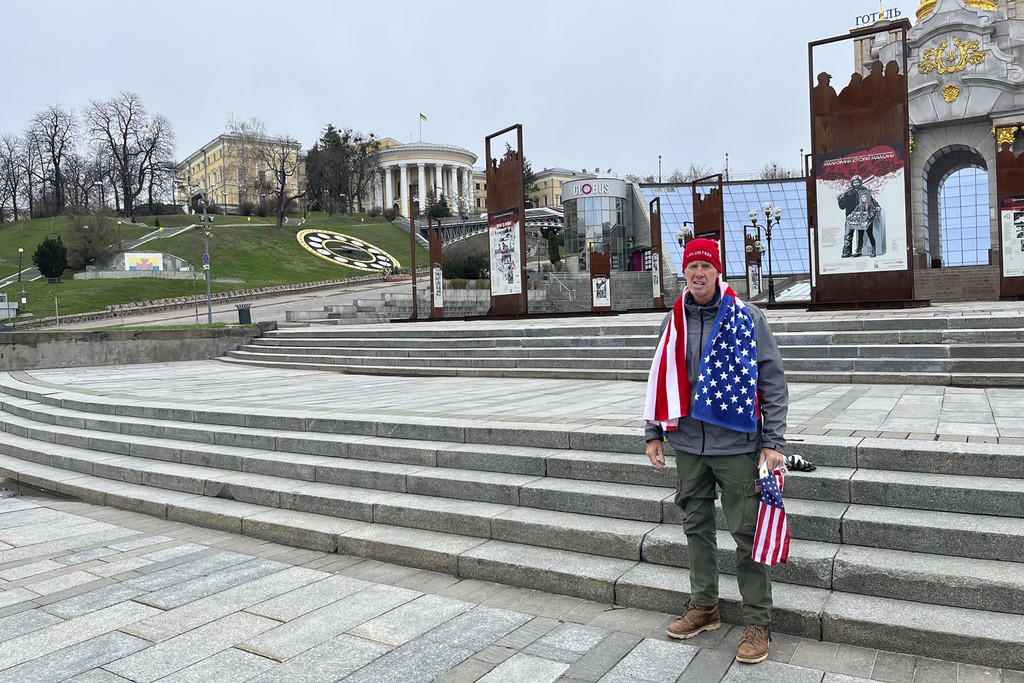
[373,140,477,217]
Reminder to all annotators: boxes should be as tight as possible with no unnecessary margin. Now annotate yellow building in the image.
[176,133,304,213]
[472,166,593,213]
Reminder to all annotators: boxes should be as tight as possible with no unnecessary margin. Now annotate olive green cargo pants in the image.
[673,449,772,625]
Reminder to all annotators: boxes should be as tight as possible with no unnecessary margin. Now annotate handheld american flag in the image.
[752,464,790,566]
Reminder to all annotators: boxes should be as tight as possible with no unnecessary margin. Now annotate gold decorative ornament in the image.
[992,125,1018,147]
[942,84,960,102]
[919,38,986,74]
[917,0,997,21]
[909,136,916,154]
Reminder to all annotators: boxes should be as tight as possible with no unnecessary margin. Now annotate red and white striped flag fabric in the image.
[752,465,790,566]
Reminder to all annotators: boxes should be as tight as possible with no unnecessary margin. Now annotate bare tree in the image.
[228,116,303,228]
[758,161,796,180]
[85,92,176,219]
[28,104,77,213]
[0,134,24,221]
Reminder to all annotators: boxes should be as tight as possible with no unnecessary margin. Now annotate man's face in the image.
[851,178,863,190]
[684,260,719,304]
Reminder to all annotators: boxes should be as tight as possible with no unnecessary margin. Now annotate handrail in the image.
[548,272,576,300]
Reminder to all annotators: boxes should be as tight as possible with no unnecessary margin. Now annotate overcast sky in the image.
[1,0,918,177]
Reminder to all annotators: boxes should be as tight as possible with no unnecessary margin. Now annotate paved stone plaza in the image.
[0,492,1018,682]
[2,301,1023,680]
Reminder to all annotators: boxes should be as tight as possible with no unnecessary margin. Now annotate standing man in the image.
[643,238,788,664]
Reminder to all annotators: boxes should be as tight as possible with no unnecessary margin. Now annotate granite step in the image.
[224,349,652,371]
[3,378,1022,482]
[216,354,648,381]
[4,452,1021,669]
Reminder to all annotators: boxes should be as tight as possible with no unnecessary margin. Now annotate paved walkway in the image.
[0,493,1017,682]
[12,357,1024,446]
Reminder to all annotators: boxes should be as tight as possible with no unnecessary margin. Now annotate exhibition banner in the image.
[814,144,908,275]
[489,207,523,297]
[1000,195,1024,278]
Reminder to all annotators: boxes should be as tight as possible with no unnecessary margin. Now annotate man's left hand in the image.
[758,448,784,471]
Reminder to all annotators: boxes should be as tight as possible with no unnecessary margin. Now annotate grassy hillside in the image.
[1,212,426,318]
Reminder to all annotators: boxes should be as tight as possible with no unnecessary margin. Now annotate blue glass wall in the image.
[938,167,989,267]
[641,180,810,280]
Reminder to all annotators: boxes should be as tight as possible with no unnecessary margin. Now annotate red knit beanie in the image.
[682,238,722,272]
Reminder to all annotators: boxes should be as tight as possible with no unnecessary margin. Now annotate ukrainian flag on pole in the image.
[420,113,427,121]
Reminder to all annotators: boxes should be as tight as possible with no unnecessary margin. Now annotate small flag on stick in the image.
[420,113,427,121]
[752,464,790,566]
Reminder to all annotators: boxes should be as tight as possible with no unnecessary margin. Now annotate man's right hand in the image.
[646,439,665,468]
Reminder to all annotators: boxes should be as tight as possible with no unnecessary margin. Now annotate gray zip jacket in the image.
[644,290,789,456]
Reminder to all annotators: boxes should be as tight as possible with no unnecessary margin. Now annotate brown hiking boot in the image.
[665,604,721,639]
[735,624,770,663]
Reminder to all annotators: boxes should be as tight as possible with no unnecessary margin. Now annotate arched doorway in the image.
[922,145,990,268]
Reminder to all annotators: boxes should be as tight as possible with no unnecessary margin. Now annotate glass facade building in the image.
[643,175,991,279]
[641,180,811,280]
[563,196,629,270]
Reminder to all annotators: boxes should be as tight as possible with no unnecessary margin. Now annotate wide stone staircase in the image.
[0,370,1022,668]
[224,312,1024,386]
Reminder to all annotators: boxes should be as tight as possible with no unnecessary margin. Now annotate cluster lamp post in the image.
[747,202,782,305]
[200,193,214,324]
[17,247,23,282]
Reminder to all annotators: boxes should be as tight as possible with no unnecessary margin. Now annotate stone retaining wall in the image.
[0,323,275,371]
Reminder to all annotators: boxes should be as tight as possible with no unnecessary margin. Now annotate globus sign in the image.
[563,178,628,200]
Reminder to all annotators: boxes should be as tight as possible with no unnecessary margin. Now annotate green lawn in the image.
[0,216,152,279]
[1,211,426,317]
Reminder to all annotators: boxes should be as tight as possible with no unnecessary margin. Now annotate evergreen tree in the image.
[548,228,561,265]
[33,235,68,279]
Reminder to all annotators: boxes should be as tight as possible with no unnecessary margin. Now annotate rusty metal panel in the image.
[428,217,444,318]
[691,174,726,277]
[808,24,916,306]
[995,128,1024,298]
[649,196,665,308]
[484,125,528,315]
[590,248,611,311]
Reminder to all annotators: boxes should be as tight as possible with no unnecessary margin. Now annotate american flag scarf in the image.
[753,464,790,565]
[644,282,759,432]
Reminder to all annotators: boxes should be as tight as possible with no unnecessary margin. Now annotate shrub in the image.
[442,240,489,279]
[382,207,399,221]
[238,200,256,216]
[65,213,117,271]
[33,235,68,279]
[368,207,382,217]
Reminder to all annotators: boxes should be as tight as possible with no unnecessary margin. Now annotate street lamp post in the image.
[17,247,23,282]
[199,194,214,324]
[747,203,783,305]
[658,155,662,183]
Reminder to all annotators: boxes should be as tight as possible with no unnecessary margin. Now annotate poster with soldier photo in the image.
[814,144,908,275]
[999,195,1024,278]
[488,207,522,296]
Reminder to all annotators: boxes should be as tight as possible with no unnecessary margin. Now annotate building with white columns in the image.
[374,140,478,217]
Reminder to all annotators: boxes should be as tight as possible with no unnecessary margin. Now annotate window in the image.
[476,198,481,207]
[475,183,480,190]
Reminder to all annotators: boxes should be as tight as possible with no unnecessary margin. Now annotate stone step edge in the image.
[7,405,1023,523]
[217,355,1024,388]
[3,372,1022,478]
[3,433,1024,568]
[216,355,645,381]
[0,456,1020,670]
